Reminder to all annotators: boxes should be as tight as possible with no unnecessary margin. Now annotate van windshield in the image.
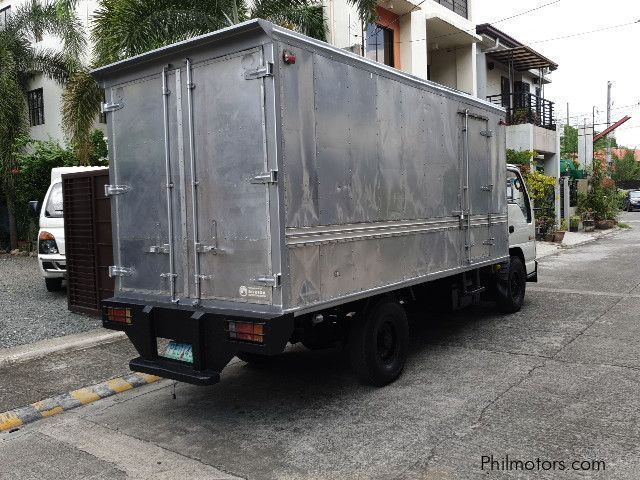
[630,191,640,199]
[45,182,63,218]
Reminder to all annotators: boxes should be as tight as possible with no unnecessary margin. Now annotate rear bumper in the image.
[101,298,293,385]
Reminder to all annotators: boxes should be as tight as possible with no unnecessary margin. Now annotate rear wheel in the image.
[45,278,63,292]
[349,299,409,386]
[496,256,526,313]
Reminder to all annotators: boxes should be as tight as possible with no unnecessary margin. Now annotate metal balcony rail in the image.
[432,0,468,19]
[487,93,556,131]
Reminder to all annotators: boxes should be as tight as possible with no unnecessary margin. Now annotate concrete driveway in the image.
[2,212,640,479]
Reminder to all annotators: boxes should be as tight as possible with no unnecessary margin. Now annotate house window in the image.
[366,24,394,67]
[0,6,11,29]
[27,88,45,126]
[434,0,468,19]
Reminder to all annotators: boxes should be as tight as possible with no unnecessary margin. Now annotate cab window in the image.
[507,170,531,223]
[45,182,63,218]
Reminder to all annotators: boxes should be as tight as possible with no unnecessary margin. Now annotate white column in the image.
[399,10,428,80]
[455,43,477,96]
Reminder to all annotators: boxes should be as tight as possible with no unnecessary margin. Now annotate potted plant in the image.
[554,219,568,243]
[569,215,580,232]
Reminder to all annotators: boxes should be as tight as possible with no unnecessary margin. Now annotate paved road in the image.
[2,213,640,479]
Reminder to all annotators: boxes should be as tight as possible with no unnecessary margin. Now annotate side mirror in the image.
[28,200,41,219]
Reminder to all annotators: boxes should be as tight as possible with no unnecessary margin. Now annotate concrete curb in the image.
[537,227,624,259]
[0,372,161,432]
[0,329,125,368]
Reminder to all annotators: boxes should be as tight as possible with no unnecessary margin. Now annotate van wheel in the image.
[496,256,526,313]
[349,299,409,386]
[45,278,63,292]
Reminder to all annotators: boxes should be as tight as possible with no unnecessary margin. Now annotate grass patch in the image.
[618,222,631,229]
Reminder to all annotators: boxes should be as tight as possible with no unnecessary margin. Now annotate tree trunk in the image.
[6,194,18,250]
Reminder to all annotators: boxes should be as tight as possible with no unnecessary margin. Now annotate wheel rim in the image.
[510,270,522,301]
[377,321,397,364]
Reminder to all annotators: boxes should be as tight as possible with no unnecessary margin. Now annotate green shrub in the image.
[13,137,79,205]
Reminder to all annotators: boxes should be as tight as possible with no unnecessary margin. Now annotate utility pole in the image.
[566,102,570,128]
[606,81,612,164]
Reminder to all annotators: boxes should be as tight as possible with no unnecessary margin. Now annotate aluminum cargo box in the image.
[93,19,508,317]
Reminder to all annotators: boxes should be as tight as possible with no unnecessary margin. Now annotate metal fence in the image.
[487,92,556,131]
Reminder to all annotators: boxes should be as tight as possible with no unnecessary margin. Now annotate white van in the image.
[33,166,108,291]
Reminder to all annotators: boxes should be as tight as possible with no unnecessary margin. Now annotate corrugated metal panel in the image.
[62,170,114,315]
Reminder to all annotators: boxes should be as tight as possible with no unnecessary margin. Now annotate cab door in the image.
[506,168,536,274]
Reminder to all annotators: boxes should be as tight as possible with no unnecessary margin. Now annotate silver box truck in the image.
[94,20,537,386]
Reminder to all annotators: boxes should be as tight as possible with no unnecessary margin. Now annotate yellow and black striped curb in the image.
[0,372,160,432]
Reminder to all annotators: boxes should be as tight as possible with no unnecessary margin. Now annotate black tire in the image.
[349,299,409,387]
[496,256,526,313]
[45,278,63,292]
[236,352,276,364]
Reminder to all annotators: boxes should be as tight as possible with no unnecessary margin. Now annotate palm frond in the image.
[61,69,103,165]
[92,0,247,66]
[251,0,327,41]
[346,0,378,25]
[26,48,74,83]
[8,0,86,62]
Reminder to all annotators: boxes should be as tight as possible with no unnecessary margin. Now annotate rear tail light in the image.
[226,321,265,344]
[106,307,132,324]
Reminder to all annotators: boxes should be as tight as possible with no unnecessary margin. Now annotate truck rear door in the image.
[106,47,274,306]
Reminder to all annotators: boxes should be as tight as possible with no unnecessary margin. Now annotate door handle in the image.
[509,225,515,233]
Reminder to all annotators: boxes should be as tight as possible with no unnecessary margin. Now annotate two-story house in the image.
[475,23,561,224]
[2,0,482,146]
[476,23,560,177]
[328,0,480,95]
[0,0,102,143]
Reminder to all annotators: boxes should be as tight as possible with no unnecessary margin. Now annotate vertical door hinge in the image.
[105,184,131,197]
[109,266,134,277]
[244,62,273,80]
[482,238,496,246]
[480,130,493,138]
[481,184,494,192]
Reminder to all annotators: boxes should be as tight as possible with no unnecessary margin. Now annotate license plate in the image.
[162,341,193,364]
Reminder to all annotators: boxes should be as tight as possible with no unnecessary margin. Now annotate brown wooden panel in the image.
[62,170,113,316]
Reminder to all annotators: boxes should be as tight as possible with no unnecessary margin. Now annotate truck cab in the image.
[506,165,537,281]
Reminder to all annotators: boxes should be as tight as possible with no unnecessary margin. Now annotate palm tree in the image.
[0,0,85,249]
[62,0,378,162]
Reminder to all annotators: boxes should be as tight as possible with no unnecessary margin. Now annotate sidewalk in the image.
[537,227,622,259]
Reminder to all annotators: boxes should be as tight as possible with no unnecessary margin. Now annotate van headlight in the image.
[38,231,59,254]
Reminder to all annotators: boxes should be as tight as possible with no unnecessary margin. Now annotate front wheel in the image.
[496,256,526,313]
[349,299,409,386]
[45,277,63,292]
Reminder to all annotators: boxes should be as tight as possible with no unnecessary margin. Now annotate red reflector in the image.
[227,321,265,343]
[283,50,296,64]
[106,307,132,324]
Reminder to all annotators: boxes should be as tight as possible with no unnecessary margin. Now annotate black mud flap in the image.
[527,260,539,283]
